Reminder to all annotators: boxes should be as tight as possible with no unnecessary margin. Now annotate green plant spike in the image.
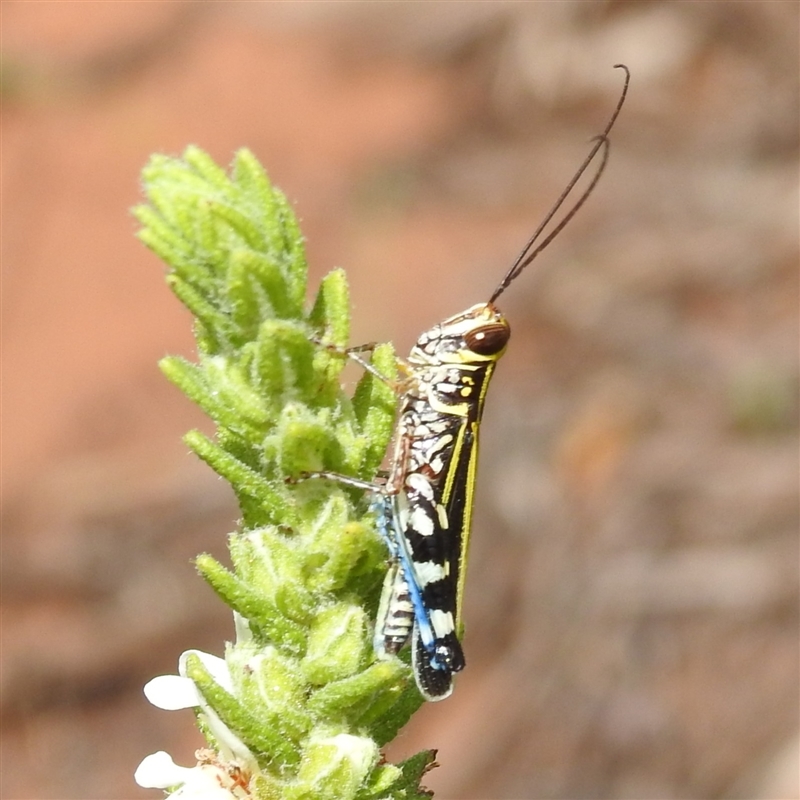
[134,147,433,800]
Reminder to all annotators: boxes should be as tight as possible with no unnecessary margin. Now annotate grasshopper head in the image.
[410,303,510,369]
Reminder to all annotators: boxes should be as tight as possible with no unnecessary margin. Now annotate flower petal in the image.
[144,674,200,710]
[233,612,253,644]
[179,649,234,692]
[134,751,194,789]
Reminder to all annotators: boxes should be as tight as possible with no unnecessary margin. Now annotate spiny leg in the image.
[313,338,414,391]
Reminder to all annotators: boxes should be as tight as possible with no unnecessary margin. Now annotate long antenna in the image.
[488,63,630,305]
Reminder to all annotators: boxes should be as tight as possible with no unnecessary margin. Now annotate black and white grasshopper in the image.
[312,65,629,700]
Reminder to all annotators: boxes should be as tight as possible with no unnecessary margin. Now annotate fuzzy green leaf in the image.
[301,603,370,685]
[137,146,436,799]
[196,554,306,653]
[186,653,300,772]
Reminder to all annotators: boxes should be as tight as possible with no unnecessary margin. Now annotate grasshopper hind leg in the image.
[374,562,414,657]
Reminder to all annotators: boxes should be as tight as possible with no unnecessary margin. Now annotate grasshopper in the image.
[312,65,629,700]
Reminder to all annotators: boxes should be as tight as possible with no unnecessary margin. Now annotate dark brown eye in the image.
[465,322,510,355]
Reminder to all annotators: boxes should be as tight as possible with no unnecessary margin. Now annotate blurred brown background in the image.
[2,3,798,799]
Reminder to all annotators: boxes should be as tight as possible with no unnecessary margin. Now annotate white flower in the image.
[135,650,258,796]
[233,611,253,644]
[135,751,251,799]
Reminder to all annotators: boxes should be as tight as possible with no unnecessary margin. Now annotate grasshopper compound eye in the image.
[464,319,511,357]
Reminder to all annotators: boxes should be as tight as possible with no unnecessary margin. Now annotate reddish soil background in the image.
[2,3,798,799]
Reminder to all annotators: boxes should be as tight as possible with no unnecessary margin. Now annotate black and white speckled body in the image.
[375,303,511,699]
